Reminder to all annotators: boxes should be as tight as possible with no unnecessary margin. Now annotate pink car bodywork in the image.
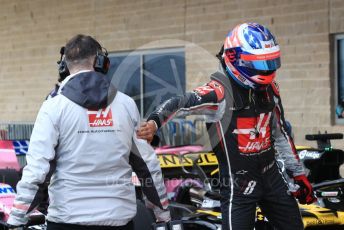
[0,183,16,221]
[0,141,20,171]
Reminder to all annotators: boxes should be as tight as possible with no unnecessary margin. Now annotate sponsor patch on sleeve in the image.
[208,80,225,101]
[194,85,215,96]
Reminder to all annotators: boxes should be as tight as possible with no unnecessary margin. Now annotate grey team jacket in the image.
[8,70,168,226]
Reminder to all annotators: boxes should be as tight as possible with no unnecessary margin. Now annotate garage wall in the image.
[0,0,343,146]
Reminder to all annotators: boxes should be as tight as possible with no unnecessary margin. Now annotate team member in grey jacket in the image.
[7,34,169,230]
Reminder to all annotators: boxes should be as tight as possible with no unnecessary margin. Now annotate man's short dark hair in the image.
[65,34,102,68]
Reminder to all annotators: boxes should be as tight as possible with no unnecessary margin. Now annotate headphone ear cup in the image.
[57,59,70,82]
[103,55,110,74]
[94,54,110,74]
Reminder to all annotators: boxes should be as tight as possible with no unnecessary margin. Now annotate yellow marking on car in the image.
[159,147,311,168]
[299,204,344,227]
[159,146,312,169]
[158,152,218,168]
[257,204,344,227]
[295,145,313,150]
[211,168,219,176]
[196,210,221,218]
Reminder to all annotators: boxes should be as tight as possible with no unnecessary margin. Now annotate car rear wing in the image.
[305,133,343,149]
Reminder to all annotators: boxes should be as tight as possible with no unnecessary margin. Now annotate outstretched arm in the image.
[137,80,225,141]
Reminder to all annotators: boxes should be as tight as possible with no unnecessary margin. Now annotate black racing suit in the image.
[147,68,305,230]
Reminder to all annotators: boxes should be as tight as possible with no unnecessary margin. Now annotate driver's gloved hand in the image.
[292,174,317,204]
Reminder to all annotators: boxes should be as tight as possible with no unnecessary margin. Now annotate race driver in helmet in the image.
[138,22,316,230]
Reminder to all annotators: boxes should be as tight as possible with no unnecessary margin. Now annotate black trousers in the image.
[47,220,134,230]
[220,162,304,230]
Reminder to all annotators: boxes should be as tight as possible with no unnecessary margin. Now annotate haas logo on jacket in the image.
[87,106,113,127]
[233,112,272,154]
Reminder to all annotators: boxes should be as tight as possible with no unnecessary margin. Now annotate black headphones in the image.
[57,47,70,82]
[57,46,110,82]
[93,47,110,74]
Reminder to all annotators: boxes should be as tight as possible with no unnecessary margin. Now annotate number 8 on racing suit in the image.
[144,23,316,230]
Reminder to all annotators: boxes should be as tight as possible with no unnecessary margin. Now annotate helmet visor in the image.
[238,57,281,71]
[239,51,281,71]
[241,67,275,77]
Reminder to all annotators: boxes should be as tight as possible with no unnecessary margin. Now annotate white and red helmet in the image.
[223,22,281,89]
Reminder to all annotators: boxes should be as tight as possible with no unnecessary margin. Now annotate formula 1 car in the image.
[155,133,344,229]
[1,132,343,229]
[0,183,46,230]
[186,177,344,229]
